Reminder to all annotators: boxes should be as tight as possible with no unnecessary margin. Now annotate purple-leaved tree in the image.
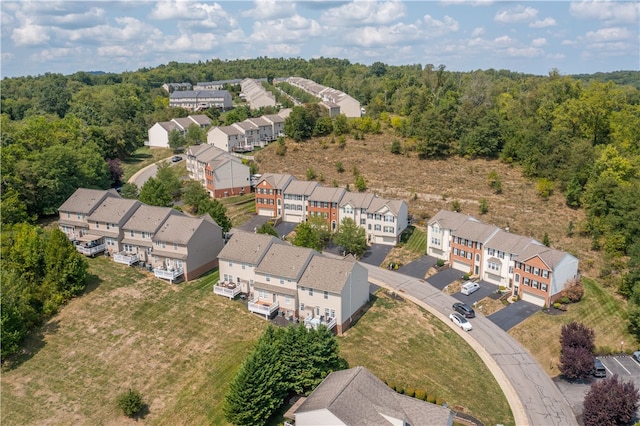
[583,374,639,426]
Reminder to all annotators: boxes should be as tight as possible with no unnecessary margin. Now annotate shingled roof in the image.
[516,241,573,269]
[58,188,120,214]
[428,209,479,231]
[122,205,180,233]
[255,244,317,280]
[88,198,141,224]
[295,366,453,426]
[298,255,357,293]
[218,230,285,265]
[154,213,221,245]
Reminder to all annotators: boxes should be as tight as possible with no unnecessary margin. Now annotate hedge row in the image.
[383,380,446,406]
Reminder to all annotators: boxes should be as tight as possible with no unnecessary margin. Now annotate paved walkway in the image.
[362,263,578,426]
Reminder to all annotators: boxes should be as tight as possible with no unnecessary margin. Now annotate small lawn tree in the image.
[559,322,595,380]
[291,221,322,251]
[333,218,367,257]
[256,222,279,237]
[583,374,639,426]
[116,388,144,418]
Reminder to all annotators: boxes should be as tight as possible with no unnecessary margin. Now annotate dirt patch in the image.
[444,280,463,295]
[475,297,506,316]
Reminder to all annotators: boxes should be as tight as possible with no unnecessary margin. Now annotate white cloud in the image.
[505,46,544,57]
[250,15,323,43]
[494,6,538,24]
[585,27,632,42]
[471,27,485,37]
[440,0,494,6]
[321,1,405,26]
[241,0,296,19]
[531,37,547,47]
[264,43,301,56]
[12,21,50,46]
[562,39,578,46]
[150,0,209,20]
[570,0,640,24]
[97,45,135,58]
[346,22,423,48]
[423,15,459,36]
[47,7,106,29]
[36,47,82,62]
[58,17,162,44]
[529,17,557,28]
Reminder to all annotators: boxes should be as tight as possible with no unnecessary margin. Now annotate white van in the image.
[461,281,480,295]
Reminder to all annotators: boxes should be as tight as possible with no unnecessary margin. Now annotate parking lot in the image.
[554,355,640,423]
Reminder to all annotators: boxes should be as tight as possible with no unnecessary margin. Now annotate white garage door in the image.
[521,292,546,307]
[258,209,274,217]
[374,235,396,245]
[452,260,470,273]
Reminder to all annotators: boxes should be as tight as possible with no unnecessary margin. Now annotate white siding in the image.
[148,123,170,148]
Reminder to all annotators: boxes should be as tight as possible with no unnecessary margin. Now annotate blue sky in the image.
[1,0,638,78]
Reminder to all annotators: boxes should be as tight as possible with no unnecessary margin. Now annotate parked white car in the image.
[461,281,480,295]
[449,313,473,331]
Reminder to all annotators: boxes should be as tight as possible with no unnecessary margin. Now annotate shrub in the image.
[487,170,503,194]
[463,273,470,281]
[558,278,584,303]
[116,389,144,418]
[583,374,639,426]
[560,296,570,304]
[415,389,426,401]
[536,178,554,199]
[335,161,344,173]
[396,386,404,394]
[436,259,445,267]
[451,200,461,212]
[553,302,562,309]
[435,397,446,406]
[338,136,346,149]
[390,139,402,154]
[386,381,395,391]
[405,387,415,397]
[275,138,287,156]
[427,394,436,404]
[306,168,316,181]
[479,198,488,214]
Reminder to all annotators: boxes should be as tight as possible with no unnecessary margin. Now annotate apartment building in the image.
[169,90,232,111]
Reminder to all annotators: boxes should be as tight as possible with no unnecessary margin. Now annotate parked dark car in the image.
[593,359,606,377]
[171,155,182,163]
[453,302,475,318]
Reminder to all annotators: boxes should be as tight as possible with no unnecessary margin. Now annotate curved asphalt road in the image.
[362,264,578,426]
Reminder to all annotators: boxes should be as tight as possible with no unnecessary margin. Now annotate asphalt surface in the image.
[488,300,541,331]
[397,255,437,279]
[358,244,393,266]
[128,155,183,188]
[452,280,498,305]
[428,268,464,290]
[236,215,271,233]
[362,263,578,426]
[275,221,298,238]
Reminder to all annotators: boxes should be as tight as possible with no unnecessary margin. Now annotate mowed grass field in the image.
[1,257,512,426]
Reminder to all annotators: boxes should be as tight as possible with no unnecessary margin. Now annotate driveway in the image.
[488,300,540,331]
[359,244,392,266]
[275,221,297,238]
[363,264,577,426]
[452,280,498,305]
[397,255,437,279]
[428,268,463,290]
[236,215,271,233]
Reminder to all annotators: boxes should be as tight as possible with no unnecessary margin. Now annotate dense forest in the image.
[1,57,639,347]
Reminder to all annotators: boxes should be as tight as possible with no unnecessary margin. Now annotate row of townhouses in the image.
[254,173,409,246]
[185,144,251,198]
[427,210,579,307]
[207,108,290,152]
[240,78,277,109]
[215,230,370,334]
[282,77,362,118]
[169,89,233,112]
[162,82,192,93]
[147,114,211,148]
[58,188,224,283]
[194,79,244,90]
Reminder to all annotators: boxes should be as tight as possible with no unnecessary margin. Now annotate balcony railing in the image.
[75,243,106,257]
[214,281,242,299]
[153,267,184,283]
[248,298,279,319]
[304,316,337,331]
[113,252,138,266]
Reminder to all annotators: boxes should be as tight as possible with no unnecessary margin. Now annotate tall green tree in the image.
[168,129,184,152]
[292,221,322,251]
[333,218,367,257]
[284,106,315,142]
[138,177,172,207]
[197,198,232,232]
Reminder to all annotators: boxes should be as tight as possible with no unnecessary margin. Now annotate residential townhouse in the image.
[86,197,142,255]
[339,191,376,229]
[246,116,274,145]
[162,82,192,93]
[282,180,320,223]
[319,100,341,118]
[185,143,251,198]
[240,78,277,109]
[169,90,232,112]
[151,213,224,283]
[426,210,579,307]
[513,242,579,307]
[231,121,260,151]
[307,186,346,231]
[58,188,120,241]
[195,79,244,90]
[290,366,454,426]
[263,114,286,138]
[284,77,362,118]
[255,173,296,217]
[59,188,224,283]
[216,231,369,334]
[207,125,244,152]
[365,197,409,245]
[147,114,211,148]
[450,220,499,276]
[118,205,182,266]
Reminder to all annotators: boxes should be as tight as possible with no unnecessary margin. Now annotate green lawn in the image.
[402,225,427,253]
[1,258,512,425]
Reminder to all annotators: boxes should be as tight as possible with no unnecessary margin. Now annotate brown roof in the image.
[122,205,180,233]
[155,214,221,245]
[428,209,479,231]
[217,230,284,264]
[88,198,141,225]
[255,244,317,280]
[339,192,375,209]
[452,220,499,243]
[308,186,346,204]
[516,241,574,270]
[369,197,406,216]
[298,255,356,293]
[58,188,120,214]
[284,180,320,196]
[485,230,533,254]
[258,173,295,190]
[253,281,297,297]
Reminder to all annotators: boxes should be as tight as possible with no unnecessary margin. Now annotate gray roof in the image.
[263,114,285,124]
[452,220,499,243]
[122,205,180,233]
[485,230,533,255]
[170,90,229,99]
[88,198,141,224]
[298,255,356,293]
[187,143,215,157]
[295,366,453,426]
[157,121,178,132]
[259,173,295,190]
[516,241,574,269]
[217,230,284,264]
[339,192,375,209]
[155,214,221,245]
[369,197,406,216]
[284,180,319,196]
[246,116,271,127]
[255,244,317,280]
[309,186,346,203]
[172,117,196,129]
[189,114,211,126]
[58,188,120,214]
[211,125,243,136]
[428,209,479,230]
[233,121,258,131]
[253,281,297,297]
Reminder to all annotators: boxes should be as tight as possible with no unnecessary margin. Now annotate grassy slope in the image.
[1,258,512,426]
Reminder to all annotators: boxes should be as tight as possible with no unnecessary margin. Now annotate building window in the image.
[266,274,271,282]
[285,295,291,305]
[453,248,459,256]
[280,278,284,285]
[330,309,336,318]
[488,262,500,271]
[541,284,548,292]
[242,263,246,270]
[515,273,520,283]
[524,277,530,286]
[533,267,540,276]
[173,243,178,250]
[532,280,539,289]
[130,230,135,237]
[466,252,472,260]
[542,270,549,278]
[324,291,328,299]
[228,261,233,267]
[525,265,531,273]
[309,288,313,296]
